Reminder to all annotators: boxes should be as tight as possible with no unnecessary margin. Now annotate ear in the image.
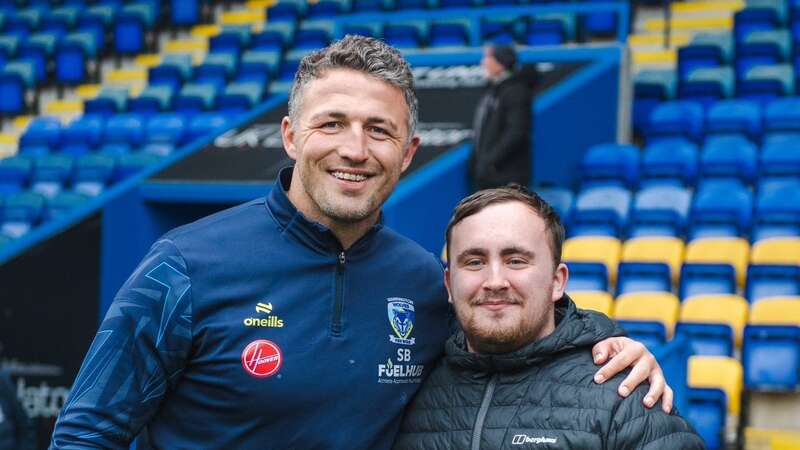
[551,262,568,303]
[444,267,454,305]
[400,135,421,173]
[281,116,298,160]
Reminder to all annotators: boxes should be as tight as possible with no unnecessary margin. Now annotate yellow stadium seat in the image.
[164,39,207,54]
[76,84,102,100]
[191,24,220,39]
[681,294,749,346]
[688,356,743,415]
[749,297,800,325]
[135,54,162,68]
[622,237,685,284]
[570,291,614,316]
[614,292,680,337]
[563,236,622,285]
[750,238,800,265]
[685,237,750,286]
[221,10,264,25]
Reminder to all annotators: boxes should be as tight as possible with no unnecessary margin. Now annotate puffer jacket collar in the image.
[445,294,624,373]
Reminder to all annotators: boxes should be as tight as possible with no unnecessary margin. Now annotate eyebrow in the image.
[455,246,536,263]
[308,111,399,132]
[500,247,535,259]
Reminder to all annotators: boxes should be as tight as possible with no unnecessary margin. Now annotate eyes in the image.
[317,121,393,140]
[461,256,530,270]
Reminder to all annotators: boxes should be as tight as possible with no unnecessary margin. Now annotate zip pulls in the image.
[331,251,346,336]
[471,374,498,450]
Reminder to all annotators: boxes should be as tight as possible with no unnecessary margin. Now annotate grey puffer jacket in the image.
[393,296,705,450]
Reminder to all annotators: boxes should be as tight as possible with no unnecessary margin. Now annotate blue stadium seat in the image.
[641,138,698,186]
[629,185,692,237]
[753,181,800,240]
[678,66,734,110]
[19,117,62,156]
[129,85,174,113]
[45,190,88,219]
[686,387,727,450]
[149,64,186,93]
[250,28,289,52]
[616,320,668,349]
[734,8,781,43]
[307,0,345,18]
[294,28,331,50]
[84,87,129,115]
[113,11,146,56]
[746,264,800,303]
[73,153,115,196]
[699,135,758,185]
[764,96,800,133]
[186,112,230,142]
[689,180,753,239]
[1,191,44,237]
[102,112,144,153]
[536,185,573,223]
[570,185,631,237]
[54,41,88,87]
[31,154,74,198]
[143,113,185,156]
[384,24,423,49]
[170,0,200,28]
[760,134,800,186]
[744,324,800,390]
[736,29,791,80]
[580,0,618,38]
[705,99,762,142]
[353,0,386,12]
[174,82,218,112]
[0,156,31,194]
[61,114,104,156]
[266,3,303,23]
[645,100,705,143]
[566,262,608,292]
[429,22,469,47]
[580,143,640,188]
[617,262,672,295]
[216,81,265,112]
[0,72,27,117]
[680,263,737,299]
[480,18,517,44]
[737,64,794,104]
[525,15,570,46]
[395,0,427,9]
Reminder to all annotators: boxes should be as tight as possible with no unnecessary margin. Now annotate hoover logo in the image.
[241,340,282,378]
[243,302,284,328]
[512,435,558,445]
[387,298,415,345]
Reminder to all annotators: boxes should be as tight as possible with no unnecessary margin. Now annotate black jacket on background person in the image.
[0,370,36,450]
[393,296,705,450]
[469,69,534,190]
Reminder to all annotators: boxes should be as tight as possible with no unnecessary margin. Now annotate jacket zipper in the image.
[331,251,345,336]
[471,374,498,450]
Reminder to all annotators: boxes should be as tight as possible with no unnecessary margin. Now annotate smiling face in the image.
[282,68,420,239]
[445,201,568,354]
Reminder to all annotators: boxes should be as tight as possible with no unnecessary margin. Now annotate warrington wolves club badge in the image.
[387,298,416,345]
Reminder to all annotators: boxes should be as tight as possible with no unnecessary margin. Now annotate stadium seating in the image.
[685,237,750,286]
[743,298,800,390]
[746,264,800,303]
[676,294,749,357]
[569,290,614,316]
[562,236,622,285]
[687,356,743,450]
[614,292,680,348]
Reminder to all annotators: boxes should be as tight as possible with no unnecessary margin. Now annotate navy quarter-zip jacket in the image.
[51,167,451,449]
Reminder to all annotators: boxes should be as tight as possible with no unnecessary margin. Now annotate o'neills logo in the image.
[241,340,282,378]
[243,302,284,328]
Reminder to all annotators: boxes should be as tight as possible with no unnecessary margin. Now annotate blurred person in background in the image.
[469,44,536,190]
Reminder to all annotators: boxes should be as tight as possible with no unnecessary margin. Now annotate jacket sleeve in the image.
[606,386,706,450]
[50,239,193,450]
[488,84,532,170]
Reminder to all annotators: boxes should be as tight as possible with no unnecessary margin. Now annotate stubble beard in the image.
[462,285,554,355]
[300,164,384,224]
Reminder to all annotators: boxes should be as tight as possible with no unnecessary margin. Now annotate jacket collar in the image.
[265,166,384,257]
[445,294,624,373]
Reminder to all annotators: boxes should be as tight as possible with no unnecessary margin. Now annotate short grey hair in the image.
[288,35,419,141]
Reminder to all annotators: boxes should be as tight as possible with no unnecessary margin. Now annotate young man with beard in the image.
[394,186,705,450]
[51,37,672,449]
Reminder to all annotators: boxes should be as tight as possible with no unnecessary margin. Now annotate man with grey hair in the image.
[50,36,670,449]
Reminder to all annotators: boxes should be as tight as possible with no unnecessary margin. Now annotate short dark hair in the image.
[445,185,565,269]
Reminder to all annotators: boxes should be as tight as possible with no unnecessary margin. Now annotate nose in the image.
[482,261,510,291]
[337,125,369,163]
